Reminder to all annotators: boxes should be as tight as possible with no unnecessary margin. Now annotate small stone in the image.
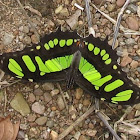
[126,17,139,31]
[125,38,136,45]
[93,0,102,4]
[130,60,138,68]
[3,32,14,45]
[79,135,88,140]
[34,88,43,96]
[42,83,54,91]
[46,120,54,128]
[27,114,36,122]
[120,56,132,67]
[55,5,63,14]
[23,36,31,44]
[86,129,97,137]
[75,88,83,100]
[50,130,58,140]
[137,67,140,73]
[47,20,55,27]
[32,102,45,114]
[23,26,29,33]
[31,34,39,44]
[83,99,90,106]
[10,93,30,116]
[116,0,125,7]
[108,39,119,49]
[60,8,69,17]
[69,105,77,115]
[128,4,137,13]
[107,4,116,12]
[51,106,57,111]
[17,131,25,139]
[57,95,65,110]
[136,49,140,56]
[41,130,49,139]
[50,89,59,96]
[28,93,35,102]
[29,127,39,138]
[35,116,47,125]
[43,92,52,103]
[135,110,140,117]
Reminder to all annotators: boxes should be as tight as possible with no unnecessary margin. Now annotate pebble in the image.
[60,8,69,17]
[10,93,30,116]
[35,116,47,125]
[69,105,77,115]
[79,135,88,140]
[46,120,54,128]
[32,102,45,114]
[28,93,36,102]
[73,131,81,140]
[23,26,30,33]
[34,88,43,96]
[116,0,125,7]
[29,127,39,138]
[27,114,36,122]
[83,99,91,106]
[125,38,136,45]
[44,92,52,103]
[137,67,140,73]
[31,34,39,44]
[128,4,137,13]
[17,131,25,139]
[136,49,140,56]
[57,95,65,110]
[41,130,49,139]
[135,110,140,117]
[42,83,54,91]
[108,39,119,49]
[23,36,31,44]
[120,56,132,67]
[107,4,116,12]
[50,130,58,140]
[3,32,14,45]
[130,60,138,68]
[126,17,139,31]
[75,88,83,100]
[86,129,97,137]
[50,89,59,96]
[55,5,63,14]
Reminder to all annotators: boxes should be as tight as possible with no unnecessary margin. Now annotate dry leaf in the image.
[0,116,20,140]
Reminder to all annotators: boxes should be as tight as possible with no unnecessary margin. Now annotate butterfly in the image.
[0,27,139,105]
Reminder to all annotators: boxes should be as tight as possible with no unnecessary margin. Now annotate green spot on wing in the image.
[88,43,94,51]
[48,40,54,48]
[9,59,22,71]
[111,90,133,102]
[59,40,66,47]
[8,59,24,77]
[44,43,50,50]
[101,50,106,56]
[105,58,112,65]
[53,38,58,46]
[104,79,124,92]
[102,54,109,60]
[22,55,36,72]
[35,56,50,74]
[94,47,100,55]
[66,39,73,46]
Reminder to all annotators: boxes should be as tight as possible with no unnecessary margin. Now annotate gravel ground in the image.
[0,0,140,140]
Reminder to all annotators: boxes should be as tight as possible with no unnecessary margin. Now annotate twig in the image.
[112,0,131,49]
[57,106,95,140]
[4,89,7,113]
[0,79,21,90]
[95,99,121,140]
[16,0,40,40]
[91,3,140,36]
[84,0,95,37]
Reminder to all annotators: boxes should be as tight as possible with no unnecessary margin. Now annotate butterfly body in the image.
[0,27,140,105]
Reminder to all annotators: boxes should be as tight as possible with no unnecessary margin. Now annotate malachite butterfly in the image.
[0,27,139,105]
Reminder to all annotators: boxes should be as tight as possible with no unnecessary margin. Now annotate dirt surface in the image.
[0,0,140,140]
